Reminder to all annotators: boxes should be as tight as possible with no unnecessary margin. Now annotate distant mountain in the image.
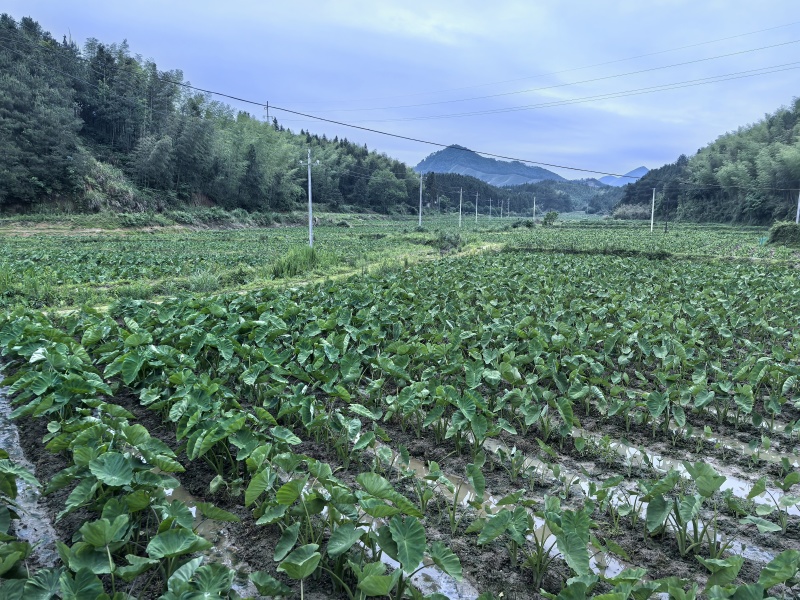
[414,145,566,186]
[598,166,649,187]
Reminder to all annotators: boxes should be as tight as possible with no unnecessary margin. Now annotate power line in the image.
[301,39,800,114]
[0,36,640,179]
[286,20,800,106]
[340,62,800,123]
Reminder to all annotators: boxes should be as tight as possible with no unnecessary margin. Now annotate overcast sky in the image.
[5,1,799,179]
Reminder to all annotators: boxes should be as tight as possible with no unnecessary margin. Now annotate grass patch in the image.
[271,246,333,279]
[768,221,800,246]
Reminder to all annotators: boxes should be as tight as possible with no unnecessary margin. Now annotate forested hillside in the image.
[421,172,623,215]
[0,15,420,214]
[620,100,800,224]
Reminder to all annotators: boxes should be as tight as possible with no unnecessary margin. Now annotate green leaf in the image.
[477,510,511,545]
[389,516,426,574]
[277,544,321,580]
[116,554,158,582]
[193,563,234,596]
[740,516,782,533]
[747,477,767,499]
[697,555,744,589]
[327,523,364,558]
[79,515,129,547]
[88,452,133,487]
[250,571,292,596]
[167,556,204,593]
[757,549,800,588]
[646,495,671,533]
[245,467,274,507]
[555,508,591,577]
[146,528,211,559]
[274,522,300,562]
[195,501,240,522]
[358,569,401,597]
[429,541,462,580]
[59,568,105,600]
[276,476,308,506]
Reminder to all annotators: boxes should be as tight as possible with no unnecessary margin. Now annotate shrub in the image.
[336,220,352,228]
[767,221,800,246]
[542,211,559,227]
[612,204,651,220]
[429,231,464,253]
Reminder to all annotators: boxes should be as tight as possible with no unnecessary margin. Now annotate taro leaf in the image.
[79,515,129,547]
[428,541,462,580]
[276,476,309,506]
[340,352,362,383]
[682,462,726,498]
[116,554,159,582]
[646,495,672,533]
[327,523,364,558]
[193,563,234,596]
[740,516,781,533]
[67,542,113,574]
[677,495,702,524]
[195,502,240,522]
[477,509,512,545]
[59,567,105,600]
[555,508,591,577]
[147,528,211,559]
[729,584,766,600]
[270,426,302,445]
[350,404,382,420]
[274,522,300,562]
[250,571,292,596]
[358,567,401,597]
[388,516,426,574]
[353,431,376,452]
[167,556,203,593]
[466,463,485,503]
[697,555,744,589]
[245,467,275,507]
[758,549,800,588]
[555,397,576,427]
[256,503,288,525]
[88,452,133,487]
[0,551,22,577]
[781,472,800,491]
[747,477,767,500]
[0,460,39,488]
[277,544,321,580]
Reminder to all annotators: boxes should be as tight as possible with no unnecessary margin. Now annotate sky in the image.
[4,1,800,179]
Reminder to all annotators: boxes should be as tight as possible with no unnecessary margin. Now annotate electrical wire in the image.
[298,39,800,114]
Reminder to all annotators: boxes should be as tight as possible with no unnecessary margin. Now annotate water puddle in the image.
[163,485,259,597]
[572,428,800,517]
[0,391,59,568]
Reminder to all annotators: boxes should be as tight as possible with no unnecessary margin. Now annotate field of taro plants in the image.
[0,220,799,599]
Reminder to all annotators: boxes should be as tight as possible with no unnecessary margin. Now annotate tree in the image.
[367,169,407,213]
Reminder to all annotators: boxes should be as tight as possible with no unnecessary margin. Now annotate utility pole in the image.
[650,188,656,233]
[489,198,492,218]
[475,191,479,224]
[458,188,463,228]
[418,174,423,227]
[500,199,503,219]
[533,196,536,221]
[307,149,313,248]
[796,189,800,224]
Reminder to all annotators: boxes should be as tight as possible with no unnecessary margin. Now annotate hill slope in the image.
[414,145,566,186]
[598,166,649,187]
[619,98,800,224]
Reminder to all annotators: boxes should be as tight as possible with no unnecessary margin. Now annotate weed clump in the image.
[767,221,800,246]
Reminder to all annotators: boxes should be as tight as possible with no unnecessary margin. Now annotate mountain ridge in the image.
[414,145,567,187]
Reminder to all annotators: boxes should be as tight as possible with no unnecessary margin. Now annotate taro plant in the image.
[741,473,800,535]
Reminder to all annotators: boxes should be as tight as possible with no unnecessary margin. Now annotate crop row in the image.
[1,248,799,598]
